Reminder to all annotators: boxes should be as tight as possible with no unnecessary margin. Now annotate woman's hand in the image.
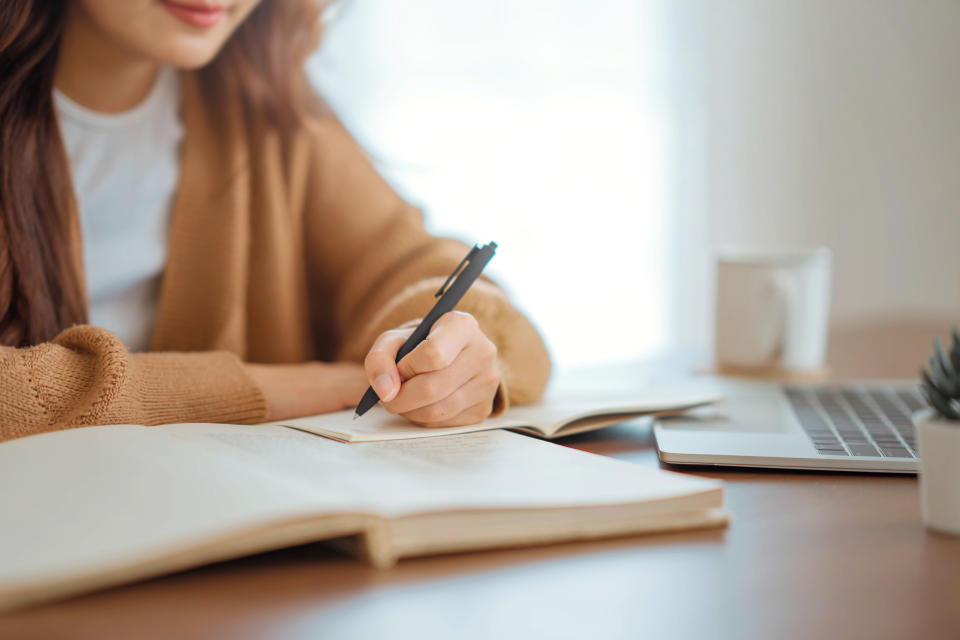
[364,311,500,427]
[246,361,369,422]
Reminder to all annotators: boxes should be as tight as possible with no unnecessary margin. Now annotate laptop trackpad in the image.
[657,389,793,434]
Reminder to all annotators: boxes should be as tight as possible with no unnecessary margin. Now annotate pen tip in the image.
[352,413,359,421]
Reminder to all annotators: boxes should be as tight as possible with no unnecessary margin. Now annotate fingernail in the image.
[373,373,396,400]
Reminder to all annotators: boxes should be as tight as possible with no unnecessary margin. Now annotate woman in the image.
[0,0,550,442]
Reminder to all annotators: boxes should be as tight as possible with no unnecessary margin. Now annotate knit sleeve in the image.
[299,118,551,413]
[0,325,267,443]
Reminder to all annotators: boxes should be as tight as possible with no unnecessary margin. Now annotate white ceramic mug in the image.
[715,246,832,373]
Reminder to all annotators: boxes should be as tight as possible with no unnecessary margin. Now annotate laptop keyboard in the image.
[784,386,924,458]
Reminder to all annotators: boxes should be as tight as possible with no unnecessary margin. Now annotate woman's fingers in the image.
[383,339,493,414]
[364,311,471,403]
[401,371,499,425]
[409,399,497,429]
[362,326,414,403]
[364,310,500,427]
[395,311,476,380]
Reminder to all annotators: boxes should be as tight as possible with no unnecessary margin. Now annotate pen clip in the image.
[435,245,479,297]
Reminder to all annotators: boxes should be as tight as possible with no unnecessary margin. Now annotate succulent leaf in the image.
[951,328,960,374]
[922,384,960,420]
[931,341,960,396]
[920,329,960,421]
[933,337,951,372]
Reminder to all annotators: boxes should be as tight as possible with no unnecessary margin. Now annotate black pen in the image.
[353,241,497,419]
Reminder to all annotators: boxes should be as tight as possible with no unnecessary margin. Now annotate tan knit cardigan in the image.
[0,74,551,442]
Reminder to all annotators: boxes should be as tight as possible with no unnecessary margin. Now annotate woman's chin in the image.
[151,40,226,70]
[143,13,249,68]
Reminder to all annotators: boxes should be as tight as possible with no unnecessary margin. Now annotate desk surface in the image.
[3,321,959,639]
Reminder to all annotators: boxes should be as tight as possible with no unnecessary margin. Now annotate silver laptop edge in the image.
[653,379,920,473]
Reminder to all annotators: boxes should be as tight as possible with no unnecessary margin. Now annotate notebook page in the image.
[0,426,341,592]
[276,389,722,442]
[160,423,723,518]
[276,406,504,442]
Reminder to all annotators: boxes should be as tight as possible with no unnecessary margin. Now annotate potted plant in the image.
[915,328,960,535]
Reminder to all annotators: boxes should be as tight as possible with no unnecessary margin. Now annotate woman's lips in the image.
[159,1,226,28]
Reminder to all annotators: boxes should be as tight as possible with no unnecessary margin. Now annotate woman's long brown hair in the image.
[0,0,325,347]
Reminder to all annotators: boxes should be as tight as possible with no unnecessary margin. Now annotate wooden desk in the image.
[3,322,959,639]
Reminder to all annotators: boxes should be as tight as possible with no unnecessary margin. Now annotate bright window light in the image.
[309,0,672,368]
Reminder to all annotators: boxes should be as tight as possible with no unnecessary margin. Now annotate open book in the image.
[277,389,722,443]
[0,422,726,612]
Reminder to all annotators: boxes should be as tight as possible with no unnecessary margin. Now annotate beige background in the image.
[668,0,960,349]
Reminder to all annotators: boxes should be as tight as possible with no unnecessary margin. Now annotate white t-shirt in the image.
[54,66,182,352]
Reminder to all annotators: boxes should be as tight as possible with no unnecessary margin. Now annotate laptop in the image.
[653,380,923,473]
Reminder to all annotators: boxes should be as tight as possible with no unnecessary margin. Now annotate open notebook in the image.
[276,389,722,442]
[0,422,726,612]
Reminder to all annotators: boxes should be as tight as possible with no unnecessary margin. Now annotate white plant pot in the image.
[914,409,960,536]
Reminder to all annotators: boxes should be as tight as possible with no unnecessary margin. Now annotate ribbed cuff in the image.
[133,351,268,426]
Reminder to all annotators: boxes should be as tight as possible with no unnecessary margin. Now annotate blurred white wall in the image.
[682,0,960,350]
